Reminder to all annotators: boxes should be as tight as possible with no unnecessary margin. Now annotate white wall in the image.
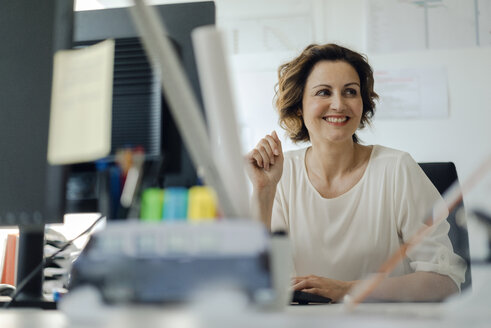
[221,0,491,210]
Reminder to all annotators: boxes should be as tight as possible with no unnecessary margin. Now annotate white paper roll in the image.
[192,26,251,219]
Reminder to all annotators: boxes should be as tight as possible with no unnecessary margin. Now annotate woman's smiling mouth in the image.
[323,116,350,125]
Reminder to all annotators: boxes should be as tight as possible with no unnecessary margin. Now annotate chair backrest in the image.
[418,162,472,291]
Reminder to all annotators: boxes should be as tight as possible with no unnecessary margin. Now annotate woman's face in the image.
[301,60,363,145]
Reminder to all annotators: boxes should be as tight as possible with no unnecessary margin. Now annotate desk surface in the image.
[1,265,489,328]
[0,301,487,328]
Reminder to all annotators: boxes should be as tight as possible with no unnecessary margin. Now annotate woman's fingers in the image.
[292,275,324,290]
[246,131,283,174]
[264,134,280,157]
[271,131,283,156]
[271,130,282,152]
[292,280,307,291]
[249,146,271,170]
[301,288,321,295]
[292,275,317,283]
[249,148,264,168]
[291,275,350,301]
[256,142,274,170]
[252,132,282,170]
[292,277,320,290]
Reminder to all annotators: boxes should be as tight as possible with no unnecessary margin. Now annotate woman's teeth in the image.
[324,116,348,123]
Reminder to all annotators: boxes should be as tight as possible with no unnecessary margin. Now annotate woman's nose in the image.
[330,92,344,111]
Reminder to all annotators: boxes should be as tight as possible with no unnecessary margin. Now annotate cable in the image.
[3,214,105,309]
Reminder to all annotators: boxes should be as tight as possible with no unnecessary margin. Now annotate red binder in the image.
[1,234,18,286]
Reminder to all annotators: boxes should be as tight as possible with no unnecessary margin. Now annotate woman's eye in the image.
[316,89,330,96]
[344,88,357,96]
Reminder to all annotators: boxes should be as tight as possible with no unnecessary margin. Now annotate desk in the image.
[0,301,490,328]
[1,265,489,328]
[0,300,487,328]
[0,303,463,328]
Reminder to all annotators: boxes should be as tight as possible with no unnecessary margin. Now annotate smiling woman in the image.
[301,61,363,145]
[245,43,466,303]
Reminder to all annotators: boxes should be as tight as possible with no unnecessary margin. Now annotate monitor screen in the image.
[0,0,74,306]
[0,0,72,227]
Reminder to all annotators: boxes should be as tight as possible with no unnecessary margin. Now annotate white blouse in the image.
[271,145,466,288]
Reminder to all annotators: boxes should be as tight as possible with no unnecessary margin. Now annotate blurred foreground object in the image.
[473,209,491,262]
[68,220,290,308]
[346,155,491,309]
[419,162,472,290]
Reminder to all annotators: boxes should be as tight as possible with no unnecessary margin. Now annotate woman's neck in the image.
[307,138,363,182]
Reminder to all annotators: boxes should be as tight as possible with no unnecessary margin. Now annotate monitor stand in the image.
[3,226,56,309]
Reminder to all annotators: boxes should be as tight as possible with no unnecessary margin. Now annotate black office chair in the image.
[418,162,472,291]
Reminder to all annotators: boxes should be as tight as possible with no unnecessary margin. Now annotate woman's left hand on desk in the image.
[292,275,355,302]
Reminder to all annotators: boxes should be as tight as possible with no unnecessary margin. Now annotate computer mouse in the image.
[291,290,332,305]
[0,284,16,297]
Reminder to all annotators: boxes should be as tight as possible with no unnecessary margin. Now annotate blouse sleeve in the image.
[394,152,466,290]
[271,183,288,233]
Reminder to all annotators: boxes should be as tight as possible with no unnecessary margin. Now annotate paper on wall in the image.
[374,67,449,119]
[48,39,114,164]
[366,0,490,53]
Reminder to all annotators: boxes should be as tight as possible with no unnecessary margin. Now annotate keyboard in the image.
[291,290,332,305]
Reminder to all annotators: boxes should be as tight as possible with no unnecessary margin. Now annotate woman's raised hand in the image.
[245,131,284,190]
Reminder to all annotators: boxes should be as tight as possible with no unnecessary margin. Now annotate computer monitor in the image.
[67,1,215,215]
[0,0,74,307]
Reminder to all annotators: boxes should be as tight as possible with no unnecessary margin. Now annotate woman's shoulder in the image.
[368,145,420,177]
[371,144,414,165]
[367,145,433,200]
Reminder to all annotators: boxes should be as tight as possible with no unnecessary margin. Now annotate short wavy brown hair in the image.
[275,44,378,143]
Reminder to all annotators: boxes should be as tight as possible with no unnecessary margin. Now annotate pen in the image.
[120,147,145,216]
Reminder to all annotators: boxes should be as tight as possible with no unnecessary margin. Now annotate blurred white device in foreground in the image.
[69,220,292,308]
